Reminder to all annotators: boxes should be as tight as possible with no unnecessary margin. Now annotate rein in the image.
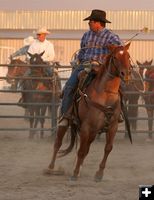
[78,89,118,113]
[107,52,124,80]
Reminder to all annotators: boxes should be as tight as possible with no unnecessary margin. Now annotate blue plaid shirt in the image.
[77,28,123,64]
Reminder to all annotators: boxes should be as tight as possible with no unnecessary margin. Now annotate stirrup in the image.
[58,115,70,126]
[59,113,72,121]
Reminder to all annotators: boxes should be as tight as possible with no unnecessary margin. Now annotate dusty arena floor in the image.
[0,93,154,200]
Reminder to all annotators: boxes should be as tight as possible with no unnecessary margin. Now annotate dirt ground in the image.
[0,93,154,200]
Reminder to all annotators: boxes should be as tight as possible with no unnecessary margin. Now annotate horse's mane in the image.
[11,59,26,64]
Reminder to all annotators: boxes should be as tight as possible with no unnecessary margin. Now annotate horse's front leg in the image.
[71,129,96,180]
[95,124,118,182]
[33,109,40,138]
[29,109,35,139]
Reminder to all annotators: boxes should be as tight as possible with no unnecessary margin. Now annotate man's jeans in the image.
[61,65,84,114]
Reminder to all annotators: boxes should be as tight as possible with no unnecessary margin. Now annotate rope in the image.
[70,45,107,64]
[129,57,144,93]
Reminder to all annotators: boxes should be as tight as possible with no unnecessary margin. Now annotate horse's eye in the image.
[113,56,117,60]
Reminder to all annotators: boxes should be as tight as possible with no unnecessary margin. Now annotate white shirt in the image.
[27,39,55,62]
[143,68,147,79]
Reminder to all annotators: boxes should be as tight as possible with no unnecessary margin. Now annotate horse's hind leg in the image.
[40,107,47,138]
[146,109,153,140]
[48,125,68,170]
[95,126,117,182]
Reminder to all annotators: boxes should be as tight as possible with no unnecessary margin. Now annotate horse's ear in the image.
[27,51,33,58]
[125,42,131,50]
[136,60,141,66]
[149,59,153,65]
[40,51,45,57]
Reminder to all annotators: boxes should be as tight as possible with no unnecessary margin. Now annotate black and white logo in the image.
[139,185,154,200]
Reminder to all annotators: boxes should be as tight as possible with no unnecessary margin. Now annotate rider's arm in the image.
[102,30,124,55]
[11,45,29,58]
[107,31,123,46]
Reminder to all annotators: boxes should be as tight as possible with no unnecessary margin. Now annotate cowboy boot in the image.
[60,86,75,120]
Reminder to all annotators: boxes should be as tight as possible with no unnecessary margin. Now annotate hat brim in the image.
[36,31,50,35]
[83,16,111,23]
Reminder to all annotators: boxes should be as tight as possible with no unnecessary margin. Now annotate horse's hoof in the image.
[69,175,78,181]
[43,167,65,176]
[94,172,103,182]
[43,168,54,175]
[94,175,103,182]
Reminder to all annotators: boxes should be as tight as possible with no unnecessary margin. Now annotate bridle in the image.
[106,47,131,81]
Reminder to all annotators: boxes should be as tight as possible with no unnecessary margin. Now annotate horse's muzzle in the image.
[123,71,131,84]
[6,74,14,84]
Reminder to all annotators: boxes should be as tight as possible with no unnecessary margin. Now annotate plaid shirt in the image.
[77,28,123,64]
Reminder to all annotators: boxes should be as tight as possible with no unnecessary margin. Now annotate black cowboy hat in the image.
[83,9,111,23]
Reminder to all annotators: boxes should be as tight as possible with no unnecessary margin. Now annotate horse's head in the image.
[6,59,27,84]
[107,43,131,82]
[27,51,47,75]
[136,59,153,78]
[27,51,45,65]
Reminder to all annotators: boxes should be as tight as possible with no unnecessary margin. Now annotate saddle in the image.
[64,65,108,129]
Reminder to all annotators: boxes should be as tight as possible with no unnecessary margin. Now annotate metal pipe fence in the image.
[0,63,70,134]
[0,63,154,136]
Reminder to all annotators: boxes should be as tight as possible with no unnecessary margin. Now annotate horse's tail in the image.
[58,123,78,157]
[121,98,133,144]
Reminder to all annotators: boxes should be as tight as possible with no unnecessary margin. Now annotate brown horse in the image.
[136,60,153,80]
[137,60,154,140]
[6,53,61,138]
[46,43,132,181]
[6,58,28,89]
